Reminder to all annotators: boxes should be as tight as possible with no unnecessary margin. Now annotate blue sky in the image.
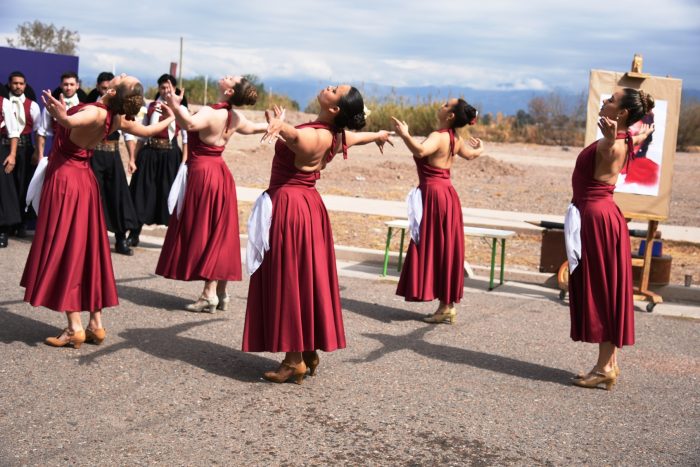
[1,0,699,91]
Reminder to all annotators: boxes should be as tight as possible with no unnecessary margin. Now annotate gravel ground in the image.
[1,240,698,465]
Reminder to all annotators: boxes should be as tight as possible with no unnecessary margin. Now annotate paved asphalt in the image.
[1,238,698,466]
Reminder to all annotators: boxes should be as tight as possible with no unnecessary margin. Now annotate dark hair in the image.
[620,88,655,126]
[157,73,177,87]
[333,86,365,131]
[228,78,258,107]
[60,71,79,82]
[109,81,145,120]
[8,71,26,82]
[96,72,115,84]
[451,98,478,129]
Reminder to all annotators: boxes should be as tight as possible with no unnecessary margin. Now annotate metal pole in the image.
[178,37,183,88]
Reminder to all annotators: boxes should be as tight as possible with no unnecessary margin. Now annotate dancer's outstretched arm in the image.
[391,117,440,158]
[344,130,394,154]
[457,137,484,160]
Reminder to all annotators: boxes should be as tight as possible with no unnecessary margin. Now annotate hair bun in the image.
[641,90,655,114]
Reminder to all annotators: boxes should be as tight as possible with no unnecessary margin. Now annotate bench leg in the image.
[499,238,506,286]
[398,228,406,271]
[489,238,497,291]
[382,227,393,276]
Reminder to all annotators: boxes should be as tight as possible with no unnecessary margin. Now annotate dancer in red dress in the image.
[156,77,273,312]
[243,84,392,384]
[392,98,484,324]
[566,88,654,390]
[21,75,175,349]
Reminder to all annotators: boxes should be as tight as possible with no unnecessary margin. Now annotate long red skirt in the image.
[21,160,118,312]
[569,200,634,347]
[156,157,241,281]
[397,183,465,304]
[242,186,346,352]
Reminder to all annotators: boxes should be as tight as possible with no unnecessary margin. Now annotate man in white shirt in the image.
[0,88,22,247]
[4,71,41,236]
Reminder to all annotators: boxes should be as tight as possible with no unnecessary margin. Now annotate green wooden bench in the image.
[382,219,516,290]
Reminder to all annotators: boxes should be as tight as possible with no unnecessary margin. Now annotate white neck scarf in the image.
[9,94,26,128]
[63,94,80,109]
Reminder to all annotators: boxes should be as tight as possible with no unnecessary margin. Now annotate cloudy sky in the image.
[1,0,699,91]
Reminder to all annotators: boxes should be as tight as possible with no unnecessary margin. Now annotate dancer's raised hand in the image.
[375,130,394,154]
[42,90,66,120]
[391,117,410,137]
[162,82,183,108]
[597,116,617,142]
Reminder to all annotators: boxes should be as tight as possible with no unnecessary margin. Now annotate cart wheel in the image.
[646,302,656,313]
[559,290,567,300]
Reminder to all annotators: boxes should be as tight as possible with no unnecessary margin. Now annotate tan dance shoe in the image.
[85,327,107,345]
[572,369,617,390]
[185,294,219,313]
[423,308,457,324]
[573,363,620,380]
[216,293,230,311]
[45,328,86,349]
[263,360,307,385]
[302,351,320,376]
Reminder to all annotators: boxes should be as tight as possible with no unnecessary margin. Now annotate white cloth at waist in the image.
[25,156,49,214]
[167,163,188,218]
[406,187,423,244]
[246,192,273,275]
[564,203,581,273]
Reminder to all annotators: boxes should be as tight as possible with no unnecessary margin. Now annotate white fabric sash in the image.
[564,203,582,273]
[26,157,49,214]
[406,187,423,244]
[246,192,273,275]
[168,163,188,219]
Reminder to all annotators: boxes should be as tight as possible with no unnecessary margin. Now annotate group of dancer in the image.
[0,67,653,389]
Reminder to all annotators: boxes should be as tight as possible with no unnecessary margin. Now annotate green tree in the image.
[6,20,79,55]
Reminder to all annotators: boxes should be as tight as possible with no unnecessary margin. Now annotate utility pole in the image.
[178,37,183,88]
[203,75,208,106]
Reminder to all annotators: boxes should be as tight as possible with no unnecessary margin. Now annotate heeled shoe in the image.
[302,351,320,376]
[572,369,617,390]
[573,363,620,380]
[185,294,219,313]
[45,328,86,349]
[423,308,456,324]
[263,360,307,385]
[216,293,230,311]
[85,327,106,345]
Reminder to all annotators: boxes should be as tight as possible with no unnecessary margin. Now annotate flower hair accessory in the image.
[469,110,479,126]
[363,105,372,119]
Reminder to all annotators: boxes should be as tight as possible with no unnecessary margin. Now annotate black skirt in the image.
[129,141,182,226]
[90,148,139,233]
[0,144,21,227]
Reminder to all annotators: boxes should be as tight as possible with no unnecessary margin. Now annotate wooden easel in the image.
[627,217,663,312]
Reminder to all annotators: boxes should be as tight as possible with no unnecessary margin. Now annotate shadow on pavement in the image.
[116,283,189,311]
[0,308,62,346]
[345,304,572,385]
[78,319,277,382]
[342,297,425,323]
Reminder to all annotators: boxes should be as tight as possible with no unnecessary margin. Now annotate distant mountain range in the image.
[263,78,700,116]
[120,75,700,116]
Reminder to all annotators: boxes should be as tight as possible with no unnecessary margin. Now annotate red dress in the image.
[21,103,118,312]
[155,103,241,281]
[568,135,634,347]
[242,122,346,353]
[396,129,464,304]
